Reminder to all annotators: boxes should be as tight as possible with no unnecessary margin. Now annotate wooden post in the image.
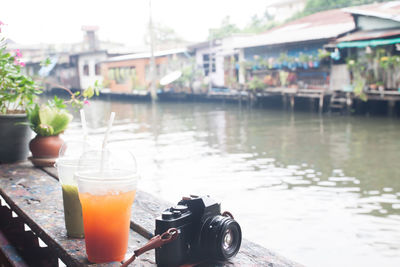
[388,100,396,116]
[282,94,287,110]
[290,95,295,111]
[319,94,324,113]
[309,98,314,112]
[346,92,352,114]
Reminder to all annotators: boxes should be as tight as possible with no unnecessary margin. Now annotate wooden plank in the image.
[23,165,302,266]
[365,94,400,101]
[0,163,154,266]
[367,90,400,96]
[130,191,303,267]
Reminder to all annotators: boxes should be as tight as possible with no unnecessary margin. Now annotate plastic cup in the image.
[75,149,138,263]
[56,141,92,238]
[56,158,85,238]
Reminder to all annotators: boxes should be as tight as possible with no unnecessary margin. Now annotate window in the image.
[95,63,101,76]
[203,53,216,76]
[108,67,136,84]
[83,64,89,76]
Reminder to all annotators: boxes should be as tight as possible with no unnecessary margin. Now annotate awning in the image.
[336,29,400,42]
[337,37,400,48]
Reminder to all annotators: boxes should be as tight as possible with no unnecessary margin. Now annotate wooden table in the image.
[0,162,302,267]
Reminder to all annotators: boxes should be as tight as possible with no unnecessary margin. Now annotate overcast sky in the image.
[0,0,270,46]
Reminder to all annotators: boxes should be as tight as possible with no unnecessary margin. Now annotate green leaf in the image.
[51,109,73,135]
[83,86,94,98]
[35,124,54,136]
[37,105,73,136]
[27,104,40,131]
[40,57,51,67]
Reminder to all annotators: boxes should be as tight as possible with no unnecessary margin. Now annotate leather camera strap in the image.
[121,228,179,267]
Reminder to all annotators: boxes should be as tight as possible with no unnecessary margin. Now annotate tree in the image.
[242,10,276,34]
[208,10,277,40]
[208,16,241,40]
[144,22,185,50]
[293,0,394,19]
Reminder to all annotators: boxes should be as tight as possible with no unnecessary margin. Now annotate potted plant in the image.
[26,84,99,167]
[376,81,385,92]
[299,53,309,69]
[247,76,264,92]
[0,25,42,163]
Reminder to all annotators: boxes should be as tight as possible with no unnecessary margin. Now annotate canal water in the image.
[66,99,400,267]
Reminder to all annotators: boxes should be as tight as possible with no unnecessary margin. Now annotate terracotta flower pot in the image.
[29,135,64,166]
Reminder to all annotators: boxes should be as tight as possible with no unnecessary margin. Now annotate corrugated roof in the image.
[234,9,354,49]
[336,28,400,42]
[344,1,400,22]
[105,48,187,62]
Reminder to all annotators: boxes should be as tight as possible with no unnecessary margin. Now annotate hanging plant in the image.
[317,49,331,61]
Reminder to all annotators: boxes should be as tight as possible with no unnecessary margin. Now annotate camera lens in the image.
[223,229,233,250]
[200,215,242,260]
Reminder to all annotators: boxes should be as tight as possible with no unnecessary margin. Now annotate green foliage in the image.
[176,66,194,87]
[317,49,331,60]
[27,104,73,136]
[346,58,368,101]
[277,53,289,64]
[208,11,277,40]
[289,0,393,21]
[48,95,66,109]
[353,74,367,101]
[145,22,184,48]
[247,76,264,90]
[0,46,42,114]
[279,71,289,87]
[345,46,400,98]
[241,13,277,34]
[209,16,241,40]
[40,57,51,67]
[380,56,400,70]
[83,80,100,99]
[298,53,310,63]
[25,81,100,136]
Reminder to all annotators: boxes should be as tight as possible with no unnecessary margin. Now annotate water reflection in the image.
[67,100,400,267]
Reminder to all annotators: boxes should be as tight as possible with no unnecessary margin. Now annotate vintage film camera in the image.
[155,195,242,266]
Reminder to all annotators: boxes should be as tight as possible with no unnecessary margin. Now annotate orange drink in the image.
[79,190,136,262]
[76,166,138,263]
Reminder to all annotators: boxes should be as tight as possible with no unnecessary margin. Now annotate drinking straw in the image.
[101,112,115,173]
[80,109,88,142]
[102,112,115,151]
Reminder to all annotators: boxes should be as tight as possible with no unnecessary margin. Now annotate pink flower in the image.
[15,49,22,58]
[20,62,25,67]
[84,100,90,105]
[0,21,4,26]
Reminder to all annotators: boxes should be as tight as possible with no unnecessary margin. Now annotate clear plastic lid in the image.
[55,140,93,185]
[75,149,139,194]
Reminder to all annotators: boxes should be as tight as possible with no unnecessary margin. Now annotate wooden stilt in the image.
[282,94,287,110]
[290,95,295,111]
[309,98,315,112]
[388,100,396,116]
[319,94,324,113]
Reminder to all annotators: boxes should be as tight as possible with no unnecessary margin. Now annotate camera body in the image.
[155,195,242,266]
